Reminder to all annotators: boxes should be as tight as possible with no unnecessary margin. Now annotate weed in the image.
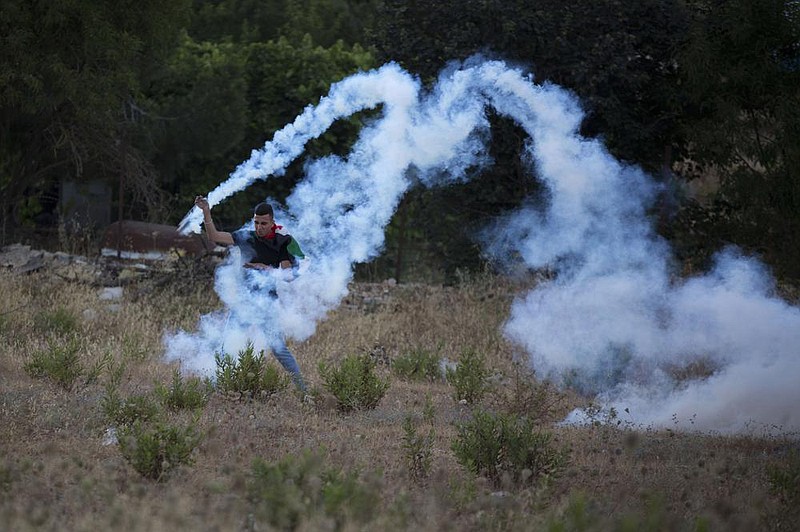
[402,416,434,483]
[121,334,148,361]
[545,492,699,532]
[447,349,490,404]
[498,364,564,422]
[392,348,441,382]
[214,343,290,399]
[118,420,201,481]
[24,336,83,389]
[155,369,213,411]
[422,393,436,423]
[452,410,568,487]
[0,462,15,493]
[318,353,390,411]
[33,307,79,335]
[767,451,800,505]
[100,359,125,420]
[105,394,161,426]
[84,352,112,387]
[248,451,379,529]
[447,473,479,511]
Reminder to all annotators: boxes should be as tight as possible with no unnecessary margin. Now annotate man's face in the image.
[253,213,274,237]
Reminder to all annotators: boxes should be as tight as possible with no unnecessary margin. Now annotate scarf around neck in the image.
[259,223,283,240]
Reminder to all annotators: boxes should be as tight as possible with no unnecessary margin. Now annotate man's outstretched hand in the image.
[194,196,210,212]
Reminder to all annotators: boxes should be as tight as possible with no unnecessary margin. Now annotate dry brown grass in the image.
[0,268,797,531]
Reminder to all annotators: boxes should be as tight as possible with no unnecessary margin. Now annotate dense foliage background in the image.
[1,0,798,280]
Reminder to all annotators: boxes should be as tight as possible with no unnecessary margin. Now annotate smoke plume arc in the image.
[166,56,800,436]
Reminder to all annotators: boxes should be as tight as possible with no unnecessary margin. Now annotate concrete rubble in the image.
[0,242,217,287]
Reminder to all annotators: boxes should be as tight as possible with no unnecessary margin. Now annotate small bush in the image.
[392,348,441,382]
[447,349,490,404]
[318,354,389,411]
[452,410,568,487]
[215,343,289,399]
[768,451,800,505]
[498,365,564,422]
[248,451,379,529]
[545,493,702,532]
[84,352,112,387]
[0,462,15,493]
[104,393,161,426]
[402,416,434,483]
[422,393,436,423]
[34,307,79,335]
[156,369,213,411]
[24,337,83,389]
[118,420,201,481]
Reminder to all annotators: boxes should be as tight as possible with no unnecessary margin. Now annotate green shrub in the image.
[84,352,112,387]
[24,337,83,389]
[0,462,15,493]
[214,343,289,399]
[118,420,201,481]
[422,393,436,423]
[452,410,568,487]
[499,365,564,422]
[447,349,490,404]
[34,307,79,335]
[545,493,698,532]
[248,451,379,529]
[318,354,389,411]
[392,348,441,382]
[402,416,434,483]
[156,369,213,411]
[104,393,161,426]
[768,451,800,505]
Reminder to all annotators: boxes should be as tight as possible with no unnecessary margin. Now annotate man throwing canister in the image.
[194,196,307,391]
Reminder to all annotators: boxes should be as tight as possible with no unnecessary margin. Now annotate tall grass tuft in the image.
[248,451,380,529]
[156,369,213,411]
[33,306,79,335]
[318,353,389,411]
[447,349,490,404]
[392,348,441,382]
[452,410,568,487]
[215,343,289,399]
[118,420,201,481]
[402,416,434,483]
[768,451,800,505]
[24,336,83,390]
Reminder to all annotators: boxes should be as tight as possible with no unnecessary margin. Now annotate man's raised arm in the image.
[194,196,234,246]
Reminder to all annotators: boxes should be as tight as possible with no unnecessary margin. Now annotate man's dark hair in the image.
[254,202,274,216]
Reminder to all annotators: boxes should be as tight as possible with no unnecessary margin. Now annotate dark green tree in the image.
[188,0,379,46]
[280,0,379,47]
[0,0,190,234]
[189,0,288,43]
[672,0,800,277]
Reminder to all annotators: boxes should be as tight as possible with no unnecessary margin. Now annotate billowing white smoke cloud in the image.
[165,56,800,435]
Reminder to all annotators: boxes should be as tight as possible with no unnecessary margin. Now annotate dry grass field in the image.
[1,263,798,531]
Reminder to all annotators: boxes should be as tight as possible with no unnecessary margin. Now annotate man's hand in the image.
[195,196,210,212]
[244,262,272,270]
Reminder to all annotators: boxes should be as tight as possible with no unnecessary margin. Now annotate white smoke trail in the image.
[165,56,800,435]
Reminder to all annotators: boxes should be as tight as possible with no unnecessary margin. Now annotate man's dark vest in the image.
[232,231,294,267]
